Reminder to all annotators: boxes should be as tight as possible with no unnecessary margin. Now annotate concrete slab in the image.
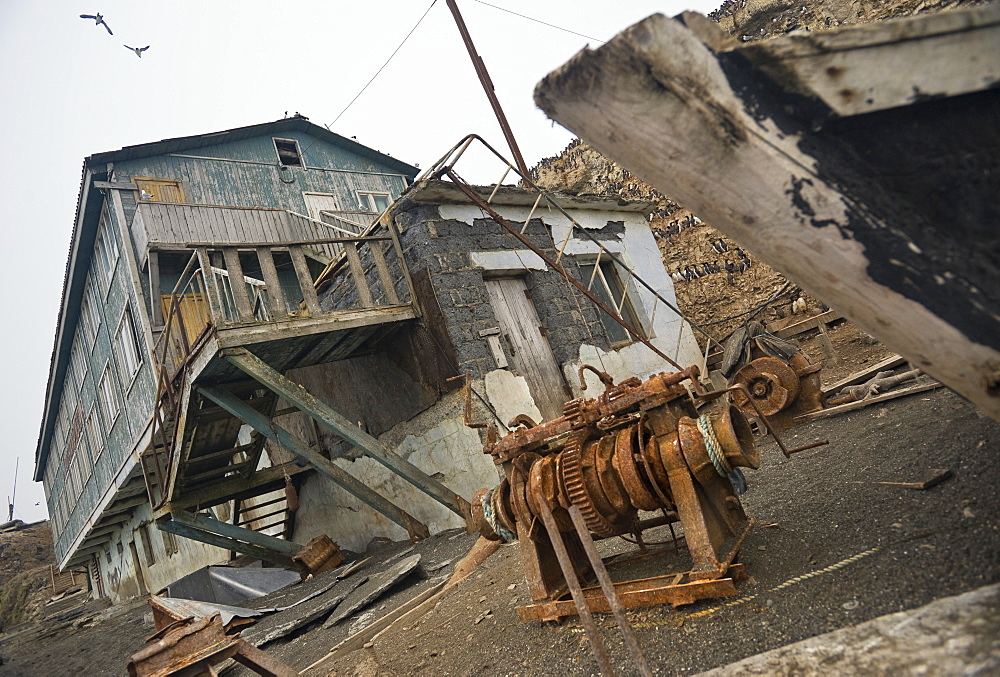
[701,584,1000,675]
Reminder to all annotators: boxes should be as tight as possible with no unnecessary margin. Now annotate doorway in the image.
[485,277,569,421]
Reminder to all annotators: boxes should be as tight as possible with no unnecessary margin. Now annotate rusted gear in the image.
[560,430,619,538]
[612,425,660,511]
[730,356,801,416]
[527,454,572,532]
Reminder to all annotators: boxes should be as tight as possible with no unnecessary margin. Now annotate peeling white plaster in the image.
[485,369,543,426]
[295,415,499,553]
[470,249,547,272]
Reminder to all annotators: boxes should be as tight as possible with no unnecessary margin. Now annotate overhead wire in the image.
[472,0,605,43]
[328,0,439,129]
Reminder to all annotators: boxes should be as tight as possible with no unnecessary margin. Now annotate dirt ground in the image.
[1,358,996,676]
[337,386,999,677]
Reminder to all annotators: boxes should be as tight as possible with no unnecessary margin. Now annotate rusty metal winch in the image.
[472,365,810,623]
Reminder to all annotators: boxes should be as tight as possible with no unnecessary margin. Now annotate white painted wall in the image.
[95,503,230,603]
[294,390,502,553]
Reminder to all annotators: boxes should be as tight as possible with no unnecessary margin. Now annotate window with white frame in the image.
[97,365,120,433]
[273,138,304,167]
[115,304,143,383]
[94,218,120,292]
[576,258,646,345]
[358,191,391,214]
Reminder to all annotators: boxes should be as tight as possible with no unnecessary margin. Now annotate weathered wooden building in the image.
[34,116,419,600]
[34,118,700,603]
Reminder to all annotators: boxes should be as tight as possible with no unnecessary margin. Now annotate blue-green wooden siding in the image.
[47,130,409,563]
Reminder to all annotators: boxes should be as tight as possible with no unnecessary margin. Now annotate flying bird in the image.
[124,44,150,58]
[80,12,113,35]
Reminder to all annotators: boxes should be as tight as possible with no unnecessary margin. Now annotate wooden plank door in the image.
[485,277,569,421]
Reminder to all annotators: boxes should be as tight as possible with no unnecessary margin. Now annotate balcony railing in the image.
[140,218,415,509]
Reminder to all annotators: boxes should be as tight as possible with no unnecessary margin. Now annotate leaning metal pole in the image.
[446,0,531,177]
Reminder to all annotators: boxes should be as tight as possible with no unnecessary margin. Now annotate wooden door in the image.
[485,277,569,421]
[303,192,341,223]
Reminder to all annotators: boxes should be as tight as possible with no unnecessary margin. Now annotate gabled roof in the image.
[85,115,419,178]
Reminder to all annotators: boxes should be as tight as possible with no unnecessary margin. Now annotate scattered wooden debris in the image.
[795,381,943,423]
[851,469,953,490]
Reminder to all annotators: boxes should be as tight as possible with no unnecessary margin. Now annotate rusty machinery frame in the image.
[467,364,823,674]
[415,133,829,674]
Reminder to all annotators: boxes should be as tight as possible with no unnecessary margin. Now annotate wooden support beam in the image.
[221,348,472,521]
[103,493,150,517]
[369,242,401,305]
[796,381,943,422]
[157,517,295,568]
[197,384,431,540]
[533,10,1000,422]
[166,462,309,513]
[822,355,907,395]
[255,247,288,316]
[222,248,255,323]
[169,509,300,556]
[288,245,322,315]
[343,242,375,308]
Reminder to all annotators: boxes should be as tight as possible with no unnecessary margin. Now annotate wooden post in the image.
[157,517,295,567]
[221,348,472,521]
[197,385,430,540]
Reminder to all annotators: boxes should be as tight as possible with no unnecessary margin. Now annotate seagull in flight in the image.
[124,44,150,58]
[80,12,113,35]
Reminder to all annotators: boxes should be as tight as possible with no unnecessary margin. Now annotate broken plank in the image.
[795,381,943,423]
[533,10,1000,422]
[872,468,953,490]
[247,575,369,646]
[322,554,422,628]
[772,310,843,340]
[302,578,447,675]
[822,355,907,395]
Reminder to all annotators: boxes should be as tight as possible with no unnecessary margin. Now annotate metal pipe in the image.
[536,501,614,676]
[445,0,530,177]
[568,505,654,677]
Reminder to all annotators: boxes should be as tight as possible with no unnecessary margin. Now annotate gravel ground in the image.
[1,387,996,677]
[342,387,1000,676]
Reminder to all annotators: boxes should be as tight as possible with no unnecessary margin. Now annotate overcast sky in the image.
[0,0,720,524]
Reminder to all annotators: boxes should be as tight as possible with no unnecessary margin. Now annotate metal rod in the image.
[445,0,530,177]
[567,505,653,677]
[536,501,614,676]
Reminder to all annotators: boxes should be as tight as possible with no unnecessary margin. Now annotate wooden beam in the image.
[255,247,288,316]
[772,310,842,340]
[343,242,375,308]
[197,384,430,540]
[222,248,255,323]
[222,348,471,521]
[169,509,300,555]
[288,245,322,315]
[93,180,138,190]
[157,517,294,567]
[822,354,907,395]
[533,11,1000,422]
[796,381,943,423]
[165,461,309,513]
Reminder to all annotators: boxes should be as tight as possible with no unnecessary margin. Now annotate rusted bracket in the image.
[579,364,616,391]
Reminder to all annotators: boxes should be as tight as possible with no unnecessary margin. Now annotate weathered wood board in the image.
[535,7,1000,421]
